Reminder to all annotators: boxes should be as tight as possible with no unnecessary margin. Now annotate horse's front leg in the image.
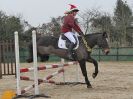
[79,59,92,88]
[87,57,98,79]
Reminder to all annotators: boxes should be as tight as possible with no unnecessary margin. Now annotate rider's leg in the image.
[67,42,75,59]
[64,32,76,59]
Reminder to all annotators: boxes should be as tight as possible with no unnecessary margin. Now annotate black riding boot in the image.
[68,42,75,60]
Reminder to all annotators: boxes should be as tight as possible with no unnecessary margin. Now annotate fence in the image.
[18,47,133,62]
[0,40,16,78]
[91,47,133,61]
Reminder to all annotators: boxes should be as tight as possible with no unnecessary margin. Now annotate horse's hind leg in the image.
[79,59,92,88]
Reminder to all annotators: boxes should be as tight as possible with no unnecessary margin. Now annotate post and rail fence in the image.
[0,40,16,79]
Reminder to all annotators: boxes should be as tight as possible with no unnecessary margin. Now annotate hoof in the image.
[92,73,96,79]
[87,85,92,88]
[92,72,98,79]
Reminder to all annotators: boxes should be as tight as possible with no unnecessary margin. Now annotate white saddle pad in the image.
[58,35,79,49]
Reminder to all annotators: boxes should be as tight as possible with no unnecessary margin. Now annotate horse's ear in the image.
[103,32,107,38]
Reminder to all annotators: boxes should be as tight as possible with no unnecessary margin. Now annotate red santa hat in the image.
[64,4,79,14]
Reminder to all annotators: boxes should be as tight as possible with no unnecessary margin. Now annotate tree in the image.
[79,9,101,34]
[5,16,23,39]
[50,17,62,37]
[0,11,7,40]
[0,10,23,40]
[91,14,112,32]
[22,27,37,42]
[40,16,63,37]
[114,0,133,46]
[90,13,115,46]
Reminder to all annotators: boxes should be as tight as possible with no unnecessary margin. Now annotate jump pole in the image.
[14,31,50,98]
[20,68,64,94]
[32,30,39,95]
[14,31,21,96]
[20,68,64,83]
[20,61,78,73]
[30,30,50,98]
[61,58,66,82]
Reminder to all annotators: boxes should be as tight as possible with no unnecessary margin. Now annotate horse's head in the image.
[97,32,110,55]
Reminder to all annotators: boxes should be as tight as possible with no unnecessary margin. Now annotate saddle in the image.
[58,34,79,49]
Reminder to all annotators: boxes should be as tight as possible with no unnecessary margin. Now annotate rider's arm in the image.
[68,16,83,35]
[74,23,84,35]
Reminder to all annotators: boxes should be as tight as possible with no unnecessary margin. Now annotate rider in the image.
[61,4,84,59]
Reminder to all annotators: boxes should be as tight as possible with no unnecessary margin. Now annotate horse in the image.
[26,32,110,88]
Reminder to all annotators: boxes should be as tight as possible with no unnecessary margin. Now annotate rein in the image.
[81,36,92,52]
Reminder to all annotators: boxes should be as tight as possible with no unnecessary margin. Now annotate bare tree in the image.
[79,9,101,34]
[114,0,133,46]
[40,16,63,37]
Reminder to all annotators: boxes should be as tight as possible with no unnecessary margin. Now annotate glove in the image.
[79,32,84,36]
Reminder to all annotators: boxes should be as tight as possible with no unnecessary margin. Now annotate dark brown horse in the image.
[27,32,110,88]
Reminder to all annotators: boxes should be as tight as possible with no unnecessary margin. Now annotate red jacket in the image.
[61,14,83,34]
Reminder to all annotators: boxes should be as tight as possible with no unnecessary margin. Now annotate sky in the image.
[0,0,133,27]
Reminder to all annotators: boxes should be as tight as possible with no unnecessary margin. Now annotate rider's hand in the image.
[79,32,84,36]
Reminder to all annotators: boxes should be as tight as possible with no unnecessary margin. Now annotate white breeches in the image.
[64,32,77,44]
